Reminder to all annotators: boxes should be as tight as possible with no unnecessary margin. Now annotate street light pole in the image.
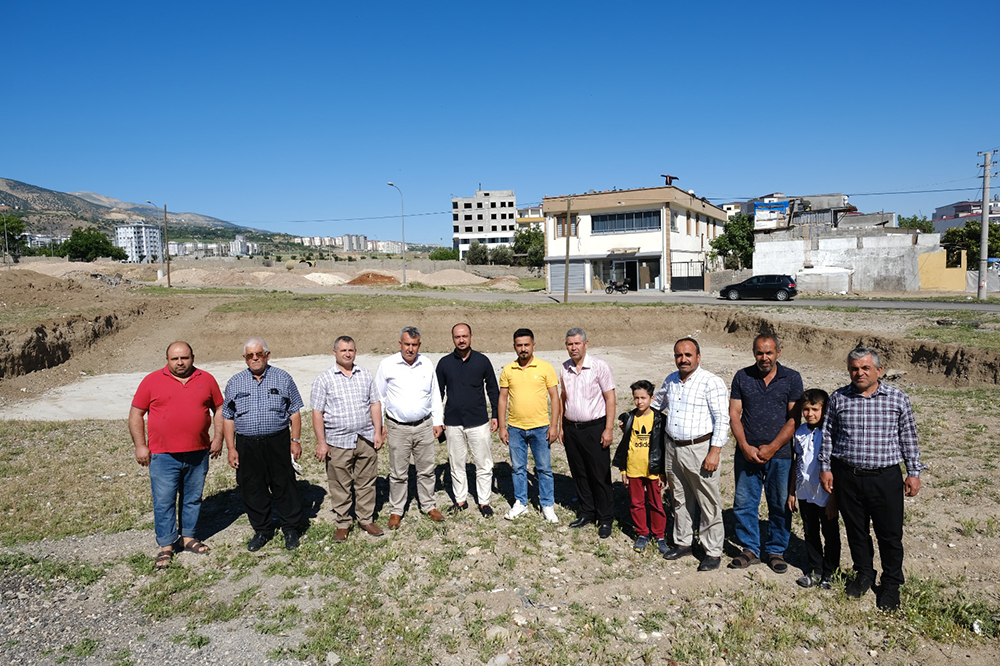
[2,214,10,269]
[387,182,407,286]
[146,201,171,287]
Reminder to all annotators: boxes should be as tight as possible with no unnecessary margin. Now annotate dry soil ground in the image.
[1,266,999,666]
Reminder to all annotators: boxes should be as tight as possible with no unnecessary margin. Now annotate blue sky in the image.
[5,1,998,243]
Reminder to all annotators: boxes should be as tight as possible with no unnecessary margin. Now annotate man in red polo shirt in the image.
[129,341,224,570]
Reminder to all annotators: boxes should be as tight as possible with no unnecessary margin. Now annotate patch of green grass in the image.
[63,637,99,658]
[255,603,303,635]
[171,630,210,648]
[0,552,106,588]
[518,277,546,291]
[109,648,133,666]
[902,575,1000,639]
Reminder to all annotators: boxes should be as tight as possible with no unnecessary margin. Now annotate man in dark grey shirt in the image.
[436,323,499,517]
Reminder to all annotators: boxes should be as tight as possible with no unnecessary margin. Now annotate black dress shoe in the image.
[846,573,874,599]
[247,531,274,552]
[662,545,693,561]
[569,516,596,528]
[479,504,494,518]
[449,502,469,515]
[598,523,613,539]
[283,528,301,550]
[876,585,900,611]
[697,556,722,572]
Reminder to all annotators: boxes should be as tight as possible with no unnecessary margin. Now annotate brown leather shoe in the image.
[333,528,349,542]
[360,522,384,537]
[388,514,402,530]
[426,508,445,522]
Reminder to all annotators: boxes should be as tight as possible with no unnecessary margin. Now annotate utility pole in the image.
[978,151,992,300]
[162,204,172,288]
[563,197,572,304]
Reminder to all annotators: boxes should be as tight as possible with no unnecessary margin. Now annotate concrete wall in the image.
[705,268,753,293]
[753,230,935,292]
[918,250,966,291]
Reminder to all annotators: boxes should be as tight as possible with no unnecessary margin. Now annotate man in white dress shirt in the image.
[375,326,446,529]
[651,337,730,571]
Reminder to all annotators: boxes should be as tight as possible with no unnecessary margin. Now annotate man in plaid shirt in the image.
[819,346,922,611]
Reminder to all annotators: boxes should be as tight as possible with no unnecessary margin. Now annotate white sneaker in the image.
[542,505,559,524]
[504,501,529,520]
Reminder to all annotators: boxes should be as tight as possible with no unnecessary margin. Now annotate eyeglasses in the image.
[244,351,268,359]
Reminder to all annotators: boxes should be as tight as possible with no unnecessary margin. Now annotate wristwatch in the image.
[291,437,301,443]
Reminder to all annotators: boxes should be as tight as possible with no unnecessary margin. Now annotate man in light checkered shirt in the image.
[651,337,730,571]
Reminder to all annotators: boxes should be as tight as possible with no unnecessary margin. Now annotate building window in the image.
[452,202,458,209]
[555,214,579,238]
[686,212,691,235]
[491,225,497,231]
[465,214,472,221]
[491,202,496,208]
[453,226,459,233]
[464,203,472,209]
[491,213,497,219]
[477,214,483,220]
[696,214,700,236]
[592,210,661,234]
[453,214,458,221]
[478,226,484,232]
[464,227,472,232]
[477,202,483,208]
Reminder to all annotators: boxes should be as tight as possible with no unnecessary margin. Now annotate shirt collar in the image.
[847,381,884,398]
[333,363,355,377]
[747,362,788,380]
[396,352,424,367]
[564,354,591,374]
[161,366,202,380]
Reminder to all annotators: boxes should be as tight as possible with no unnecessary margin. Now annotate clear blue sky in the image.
[5,1,998,243]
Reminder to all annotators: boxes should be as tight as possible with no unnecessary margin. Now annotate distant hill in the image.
[0,177,253,236]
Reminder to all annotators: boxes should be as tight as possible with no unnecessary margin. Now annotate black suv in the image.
[719,274,797,301]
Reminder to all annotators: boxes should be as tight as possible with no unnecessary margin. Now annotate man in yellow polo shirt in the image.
[498,328,562,522]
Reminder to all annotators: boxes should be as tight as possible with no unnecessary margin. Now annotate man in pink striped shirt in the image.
[560,327,617,539]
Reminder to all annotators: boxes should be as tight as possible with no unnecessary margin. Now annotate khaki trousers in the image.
[667,440,724,557]
[445,423,493,506]
[325,437,378,528]
[386,419,437,516]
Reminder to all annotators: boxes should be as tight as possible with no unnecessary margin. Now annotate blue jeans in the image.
[732,453,792,558]
[508,426,554,507]
[149,450,209,547]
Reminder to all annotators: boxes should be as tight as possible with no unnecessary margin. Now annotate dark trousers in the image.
[236,428,302,533]
[832,457,905,588]
[563,418,613,524]
[799,499,841,578]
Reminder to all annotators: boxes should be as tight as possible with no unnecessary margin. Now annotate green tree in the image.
[466,241,489,265]
[1,213,28,258]
[942,218,1000,263]
[429,247,459,261]
[58,227,127,262]
[488,245,514,265]
[512,227,544,267]
[709,212,755,269]
[898,214,935,233]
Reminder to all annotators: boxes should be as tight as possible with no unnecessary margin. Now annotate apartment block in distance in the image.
[452,189,517,259]
[114,222,163,263]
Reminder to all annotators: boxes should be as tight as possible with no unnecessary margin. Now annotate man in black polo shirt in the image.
[436,323,500,517]
[728,334,803,573]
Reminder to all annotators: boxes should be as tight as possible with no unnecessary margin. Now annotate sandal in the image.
[182,538,210,555]
[155,548,173,570]
[765,553,789,574]
[727,548,760,569]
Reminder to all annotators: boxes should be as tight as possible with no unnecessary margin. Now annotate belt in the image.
[670,432,713,447]
[832,458,896,476]
[563,416,605,429]
[237,427,289,442]
[386,414,430,427]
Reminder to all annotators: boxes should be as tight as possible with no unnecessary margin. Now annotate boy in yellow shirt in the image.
[613,380,668,553]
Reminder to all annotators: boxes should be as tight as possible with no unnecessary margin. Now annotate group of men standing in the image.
[130,328,922,610]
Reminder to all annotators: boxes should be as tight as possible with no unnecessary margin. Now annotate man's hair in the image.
[674,337,701,354]
[753,333,781,351]
[334,335,355,350]
[400,326,421,341]
[452,322,472,336]
[630,379,655,395]
[243,337,269,354]
[847,346,881,368]
[799,388,830,418]
[166,341,193,358]
[565,327,587,342]
[513,328,534,341]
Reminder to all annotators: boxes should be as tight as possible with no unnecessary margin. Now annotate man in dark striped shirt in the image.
[819,346,922,611]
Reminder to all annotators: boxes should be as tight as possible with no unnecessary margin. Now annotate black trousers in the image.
[236,428,302,533]
[831,457,905,588]
[563,418,614,524]
[799,499,841,578]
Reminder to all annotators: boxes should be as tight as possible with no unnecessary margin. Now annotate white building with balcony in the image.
[114,222,162,263]
[452,189,518,259]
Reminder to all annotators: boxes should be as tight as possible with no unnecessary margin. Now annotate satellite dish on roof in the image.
[688,190,695,195]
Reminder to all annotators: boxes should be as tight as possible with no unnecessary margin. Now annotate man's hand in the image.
[739,441,764,464]
[756,443,777,463]
[490,418,498,433]
[291,440,302,461]
[315,441,329,462]
[620,471,628,483]
[702,447,721,474]
[134,443,151,467]
[209,438,223,459]
[787,495,797,512]
[433,425,444,439]
[904,476,921,497]
[820,470,833,494]
[600,427,613,450]
[373,427,384,450]
[499,426,509,446]
[548,424,560,445]
[227,448,240,470]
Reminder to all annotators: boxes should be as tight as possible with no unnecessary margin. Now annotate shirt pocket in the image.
[265,389,291,415]
[229,392,252,417]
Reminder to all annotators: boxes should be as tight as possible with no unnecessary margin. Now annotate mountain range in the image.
[0,177,255,236]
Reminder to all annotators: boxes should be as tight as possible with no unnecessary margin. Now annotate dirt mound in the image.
[347,272,400,286]
[163,268,316,289]
[0,270,85,306]
[484,276,520,291]
[303,272,348,286]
